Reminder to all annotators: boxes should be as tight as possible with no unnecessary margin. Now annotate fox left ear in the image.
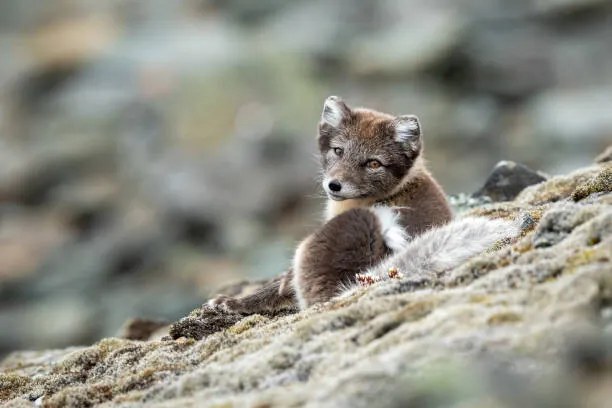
[394,115,421,154]
[320,96,351,128]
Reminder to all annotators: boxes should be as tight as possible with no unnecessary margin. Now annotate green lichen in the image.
[572,165,612,201]
[227,314,269,335]
[468,294,490,304]
[564,246,610,273]
[516,166,602,205]
[0,373,30,400]
[486,311,522,325]
[465,203,524,220]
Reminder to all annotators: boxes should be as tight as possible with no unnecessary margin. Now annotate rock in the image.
[571,165,612,201]
[0,297,97,354]
[0,156,610,407]
[515,164,606,206]
[528,88,612,144]
[449,193,492,213]
[0,209,72,281]
[474,160,547,202]
[348,3,466,76]
[533,0,612,15]
[0,137,114,205]
[169,306,246,341]
[48,175,119,236]
[256,0,349,57]
[463,24,554,98]
[206,0,291,24]
[531,202,601,248]
[25,15,117,71]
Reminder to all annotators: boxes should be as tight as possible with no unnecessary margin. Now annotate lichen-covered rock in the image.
[1,159,611,407]
[168,306,246,340]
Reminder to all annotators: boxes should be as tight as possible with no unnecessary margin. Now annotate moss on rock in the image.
[572,165,612,201]
[1,157,611,407]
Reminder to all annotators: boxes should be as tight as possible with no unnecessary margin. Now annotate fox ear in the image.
[394,115,421,153]
[320,96,350,128]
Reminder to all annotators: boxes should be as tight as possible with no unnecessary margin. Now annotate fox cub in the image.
[210,97,516,312]
[319,96,452,232]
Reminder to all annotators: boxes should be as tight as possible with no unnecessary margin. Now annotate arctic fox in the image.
[210,97,516,312]
[318,96,452,233]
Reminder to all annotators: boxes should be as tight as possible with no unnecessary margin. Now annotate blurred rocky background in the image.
[0,0,610,356]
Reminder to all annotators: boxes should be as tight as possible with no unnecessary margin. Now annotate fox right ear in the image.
[394,115,421,154]
[320,96,350,128]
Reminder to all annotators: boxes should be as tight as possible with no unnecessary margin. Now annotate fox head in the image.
[318,96,423,201]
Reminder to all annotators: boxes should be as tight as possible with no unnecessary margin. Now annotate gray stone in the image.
[528,88,612,143]
[532,0,612,15]
[348,3,467,76]
[256,0,349,57]
[474,161,547,202]
[463,24,554,98]
[0,297,97,353]
[449,193,492,213]
[532,203,601,248]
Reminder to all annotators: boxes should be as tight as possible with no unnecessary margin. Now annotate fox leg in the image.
[211,206,411,313]
[293,207,407,309]
[209,269,297,314]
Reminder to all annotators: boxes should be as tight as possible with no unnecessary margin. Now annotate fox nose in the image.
[328,180,342,192]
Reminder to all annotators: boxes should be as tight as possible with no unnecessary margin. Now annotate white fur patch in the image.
[336,216,520,300]
[394,115,420,149]
[369,206,409,253]
[366,216,520,280]
[292,236,312,310]
[396,120,418,135]
[321,96,344,128]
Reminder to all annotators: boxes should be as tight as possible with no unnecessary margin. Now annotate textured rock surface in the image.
[0,159,610,407]
[474,160,547,202]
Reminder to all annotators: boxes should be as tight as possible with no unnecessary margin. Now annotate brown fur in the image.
[210,97,452,313]
[320,100,452,230]
[325,159,452,235]
[210,272,296,314]
[378,162,452,235]
[293,209,391,308]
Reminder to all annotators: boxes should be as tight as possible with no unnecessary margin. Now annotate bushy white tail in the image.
[364,217,519,281]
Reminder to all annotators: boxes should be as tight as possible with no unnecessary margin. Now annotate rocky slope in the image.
[3,0,612,355]
[0,157,610,407]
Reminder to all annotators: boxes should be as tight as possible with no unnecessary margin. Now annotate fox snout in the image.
[322,176,360,200]
[327,179,342,192]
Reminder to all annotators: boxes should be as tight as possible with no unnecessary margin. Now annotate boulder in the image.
[474,160,548,202]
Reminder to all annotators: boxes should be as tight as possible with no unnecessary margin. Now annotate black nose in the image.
[328,180,342,192]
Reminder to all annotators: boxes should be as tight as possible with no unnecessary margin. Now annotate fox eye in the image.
[366,159,382,169]
[333,147,344,157]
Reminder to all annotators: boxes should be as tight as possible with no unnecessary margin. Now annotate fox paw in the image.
[208,295,244,313]
[355,273,383,287]
[355,268,404,287]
